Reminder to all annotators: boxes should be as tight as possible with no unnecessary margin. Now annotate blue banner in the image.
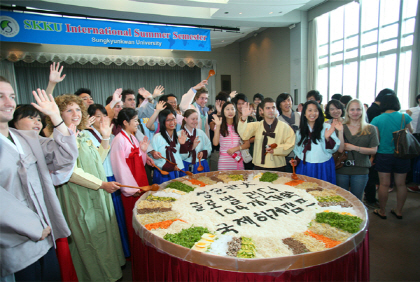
[0,11,211,51]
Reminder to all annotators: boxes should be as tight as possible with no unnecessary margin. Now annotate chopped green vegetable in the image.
[229,174,244,181]
[237,237,256,258]
[146,195,177,202]
[164,226,210,248]
[259,172,279,183]
[166,181,195,193]
[315,212,363,233]
[316,195,346,203]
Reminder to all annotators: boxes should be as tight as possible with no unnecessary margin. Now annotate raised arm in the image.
[179,80,208,113]
[45,62,66,95]
[146,101,166,131]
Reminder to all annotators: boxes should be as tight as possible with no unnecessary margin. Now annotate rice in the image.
[207,235,233,257]
[308,221,352,241]
[197,176,218,185]
[150,220,192,238]
[295,182,319,189]
[308,189,337,198]
[153,191,183,199]
[253,236,294,258]
[136,211,180,225]
[292,232,326,252]
[272,176,293,185]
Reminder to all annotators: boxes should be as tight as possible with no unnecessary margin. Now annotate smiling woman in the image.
[9,104,43,134]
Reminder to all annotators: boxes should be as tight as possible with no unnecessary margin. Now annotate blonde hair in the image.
[46,94,88,132]
[343,99,372,135]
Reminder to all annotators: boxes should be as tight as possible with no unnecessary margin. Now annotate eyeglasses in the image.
[166,118,176,122]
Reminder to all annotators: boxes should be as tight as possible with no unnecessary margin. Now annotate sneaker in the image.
[407,185,420,193]
[363,200,380,209]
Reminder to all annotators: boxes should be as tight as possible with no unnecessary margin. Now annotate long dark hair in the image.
[298,101,325,146]
[159,109,178,145]
[116,108,137,128]
[181,109,198,130]
[276,93,293,115]
[256,103,264,121]
[220,102,238,137]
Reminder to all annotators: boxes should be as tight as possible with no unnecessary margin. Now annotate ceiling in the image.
[1,0,327,48]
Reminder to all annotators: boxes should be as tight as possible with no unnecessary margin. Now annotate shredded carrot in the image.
[187,179,207,187]
[304,230,342,248]
[144,219,186,230]
[285,180,305,186]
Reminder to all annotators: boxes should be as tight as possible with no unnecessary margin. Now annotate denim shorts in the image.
[375,153,411,173]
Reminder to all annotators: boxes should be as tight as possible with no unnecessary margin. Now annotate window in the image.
[316,0,418,109]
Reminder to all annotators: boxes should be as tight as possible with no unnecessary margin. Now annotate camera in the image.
[344,160,355,167]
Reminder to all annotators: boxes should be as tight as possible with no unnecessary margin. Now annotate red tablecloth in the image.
[132,231,369,282]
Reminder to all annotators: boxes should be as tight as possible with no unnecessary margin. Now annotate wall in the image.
[0,41,241,97]
[239,27,291,101]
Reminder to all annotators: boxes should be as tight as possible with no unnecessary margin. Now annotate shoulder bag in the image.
[393,114,420,159]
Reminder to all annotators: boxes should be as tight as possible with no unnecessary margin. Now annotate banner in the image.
[0,11,211,51]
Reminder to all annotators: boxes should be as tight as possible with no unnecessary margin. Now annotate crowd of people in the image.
[1,62,419,281]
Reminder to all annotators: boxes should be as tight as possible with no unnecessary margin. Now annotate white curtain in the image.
[307,18,318,92]
[13,61,201,105]
[0,60,19,102]
[201,60,217,106]
[409,3,420,102]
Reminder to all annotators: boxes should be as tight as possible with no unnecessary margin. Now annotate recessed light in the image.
[222,40,225,42]
[269,12,273,14]
[239,12,242,14]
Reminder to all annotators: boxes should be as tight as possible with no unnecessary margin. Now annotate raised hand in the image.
[49,62,66,84]
[332,119,343,132]
[178,130,187,145]
[68,123,77,136]
[99,116,113,139]
[138,87,152,99]
[215,100,223,114]
[325,124,336,139]
[86,115,96,129]
[193,80,208,90]
[139,136,150,153]
[156,100,167,111]
[241,102,252,118]
[100,181,121,193]
[153,85,165,98]
[230,91,238,99]
[192,136,200,150]
[212,114,222,126]
[31,88,60,118]
[112,88,122,103]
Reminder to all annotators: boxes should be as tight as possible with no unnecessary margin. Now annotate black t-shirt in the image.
[367,103,381,123]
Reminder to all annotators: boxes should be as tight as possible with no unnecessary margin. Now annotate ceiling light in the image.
[239,12,242,14]
[222,40,224,42]
[269,12,273,14]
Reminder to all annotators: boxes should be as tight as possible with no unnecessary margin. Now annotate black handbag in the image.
[393,114,420,159]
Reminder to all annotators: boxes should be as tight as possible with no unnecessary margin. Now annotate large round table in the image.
[131,171,370,281]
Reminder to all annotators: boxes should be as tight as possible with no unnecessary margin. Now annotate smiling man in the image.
[238,98,296,171]
[0,76,78,281]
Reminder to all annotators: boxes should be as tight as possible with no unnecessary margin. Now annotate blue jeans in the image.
[336,174,369,200]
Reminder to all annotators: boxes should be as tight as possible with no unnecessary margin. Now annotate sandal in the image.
[373,209,387,219]
[390,209,402,219]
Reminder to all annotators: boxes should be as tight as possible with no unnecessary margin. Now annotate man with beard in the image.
[238,98,295,171]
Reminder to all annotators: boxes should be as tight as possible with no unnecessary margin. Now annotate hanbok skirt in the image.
[153,168,180,184]
[179,160,210,177]
[296,157,336,184]
[107,176,131,258]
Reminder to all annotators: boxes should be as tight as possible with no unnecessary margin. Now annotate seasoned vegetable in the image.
[164,226,210,248]
[146,195,177,202]
[315,195,346,203]
[166,181,195,193]
[259,172,279,182]
[315,212,363,233]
